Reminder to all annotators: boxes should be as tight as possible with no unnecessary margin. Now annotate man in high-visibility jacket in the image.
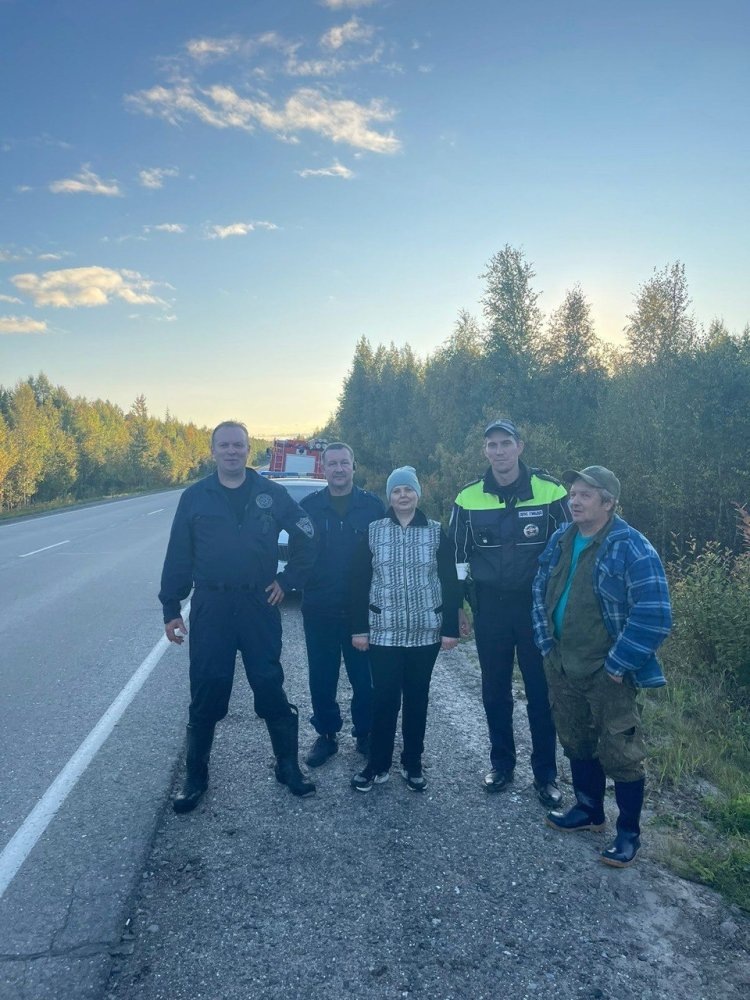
[449,418,570,805]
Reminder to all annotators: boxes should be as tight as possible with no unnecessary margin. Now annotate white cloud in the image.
[12,266,165,309]
[0,247,27,262]
[37,252,69,261]
[285,44,383,77]
[186,36,242,62]
[145,223,186,234]
[297,160,354,179]
[49,165,122,197]
[128,82,400,154]
[321,18,375,51]
[0,315,48,334]
[0,294,22,303]
[206,221,278,239]
[321,0,378,9]
[138,166,179,189]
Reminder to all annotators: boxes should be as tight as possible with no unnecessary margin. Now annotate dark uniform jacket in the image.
[159,469,316,622]
[294,485,385,616]
[449,461,570,596]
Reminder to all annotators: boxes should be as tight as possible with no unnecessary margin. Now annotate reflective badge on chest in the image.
[256,493,273,509]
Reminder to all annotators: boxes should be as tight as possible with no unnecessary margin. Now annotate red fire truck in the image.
[266,438,327,478]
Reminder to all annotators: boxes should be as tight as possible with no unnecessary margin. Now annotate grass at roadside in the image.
[642,542,750,912]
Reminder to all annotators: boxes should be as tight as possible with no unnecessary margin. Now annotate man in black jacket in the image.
[292,442,385,767]
[159,420,317,812]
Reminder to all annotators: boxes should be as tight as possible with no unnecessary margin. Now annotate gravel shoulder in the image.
[105,600,749,1000]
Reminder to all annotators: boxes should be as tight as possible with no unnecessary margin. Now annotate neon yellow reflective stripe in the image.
[455,477,566,509]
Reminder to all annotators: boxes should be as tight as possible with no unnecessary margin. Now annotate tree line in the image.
[0,376,270,511]
[328,247,750,558]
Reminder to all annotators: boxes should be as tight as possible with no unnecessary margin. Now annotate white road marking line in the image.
[0,598,191,900]
[147,508,165,515]
[18,540,70,558]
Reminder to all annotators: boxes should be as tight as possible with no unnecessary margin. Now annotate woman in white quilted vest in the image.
[349,466,461,793]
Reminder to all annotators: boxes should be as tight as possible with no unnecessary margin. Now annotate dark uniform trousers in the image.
[302,610,373,739]
[474,587,557,783]
[188,586,291,728]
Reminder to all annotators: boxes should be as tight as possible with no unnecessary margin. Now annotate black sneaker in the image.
[483,769,513,793]
[350,769,390,792]
[305,734,338,768]
[400,766,427,792]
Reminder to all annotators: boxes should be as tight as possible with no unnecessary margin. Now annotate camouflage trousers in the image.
[543,651,646,783]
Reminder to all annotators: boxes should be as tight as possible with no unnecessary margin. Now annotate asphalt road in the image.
[0,492,189,999]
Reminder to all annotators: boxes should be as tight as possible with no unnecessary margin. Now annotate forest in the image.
[0,378,269,511]
[327,247,750,560]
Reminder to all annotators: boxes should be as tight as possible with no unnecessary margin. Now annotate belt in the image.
[195,582,260,592]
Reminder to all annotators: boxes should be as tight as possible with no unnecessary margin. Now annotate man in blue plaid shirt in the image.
[532,466,672,868]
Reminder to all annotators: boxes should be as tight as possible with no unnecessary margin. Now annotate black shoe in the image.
[305,734,338,768]
[601,830,641,868]
[355,734,370,756]
[534,779,562,808]
[546,804,606,832]
[483,769,513,793]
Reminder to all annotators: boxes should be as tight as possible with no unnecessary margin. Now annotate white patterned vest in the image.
[368,517,443,647]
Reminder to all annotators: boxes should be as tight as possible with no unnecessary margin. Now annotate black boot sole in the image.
[600,848,640,868]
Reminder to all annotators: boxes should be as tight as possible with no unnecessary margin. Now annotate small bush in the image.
[666,543,750,691]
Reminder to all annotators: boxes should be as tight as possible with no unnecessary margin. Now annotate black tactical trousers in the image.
[187,587,291,728]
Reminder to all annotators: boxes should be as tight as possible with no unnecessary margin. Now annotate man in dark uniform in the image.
[449,418,570,805]
[159,420,317,812]
[292,442,384,767]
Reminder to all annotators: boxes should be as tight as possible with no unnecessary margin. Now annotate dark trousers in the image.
[474,588,557,783]
[302,610,373,738]
[367,643,440,773]
[188,588,290,728]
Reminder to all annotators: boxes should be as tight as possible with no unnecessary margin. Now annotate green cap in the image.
[562,466,621,501]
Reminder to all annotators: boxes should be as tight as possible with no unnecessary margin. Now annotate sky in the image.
[1,0,748,435]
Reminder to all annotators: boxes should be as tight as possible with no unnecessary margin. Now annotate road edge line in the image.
[0,600,190,900]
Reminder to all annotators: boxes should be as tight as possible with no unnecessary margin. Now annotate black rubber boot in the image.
[267,705,316,798]
[173,724,215,814]
[546,757,606,832]
[601,778,644,867]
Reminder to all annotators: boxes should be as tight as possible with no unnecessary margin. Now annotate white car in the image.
[270,476,325,580]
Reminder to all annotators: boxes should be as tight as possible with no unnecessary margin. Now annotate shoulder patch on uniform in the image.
[256,493,273,508]
[296,516,315,538]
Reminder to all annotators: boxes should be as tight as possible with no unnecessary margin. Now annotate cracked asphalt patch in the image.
[99,602,749,1000]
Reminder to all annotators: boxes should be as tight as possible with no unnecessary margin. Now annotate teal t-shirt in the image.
[552,532,593,639]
